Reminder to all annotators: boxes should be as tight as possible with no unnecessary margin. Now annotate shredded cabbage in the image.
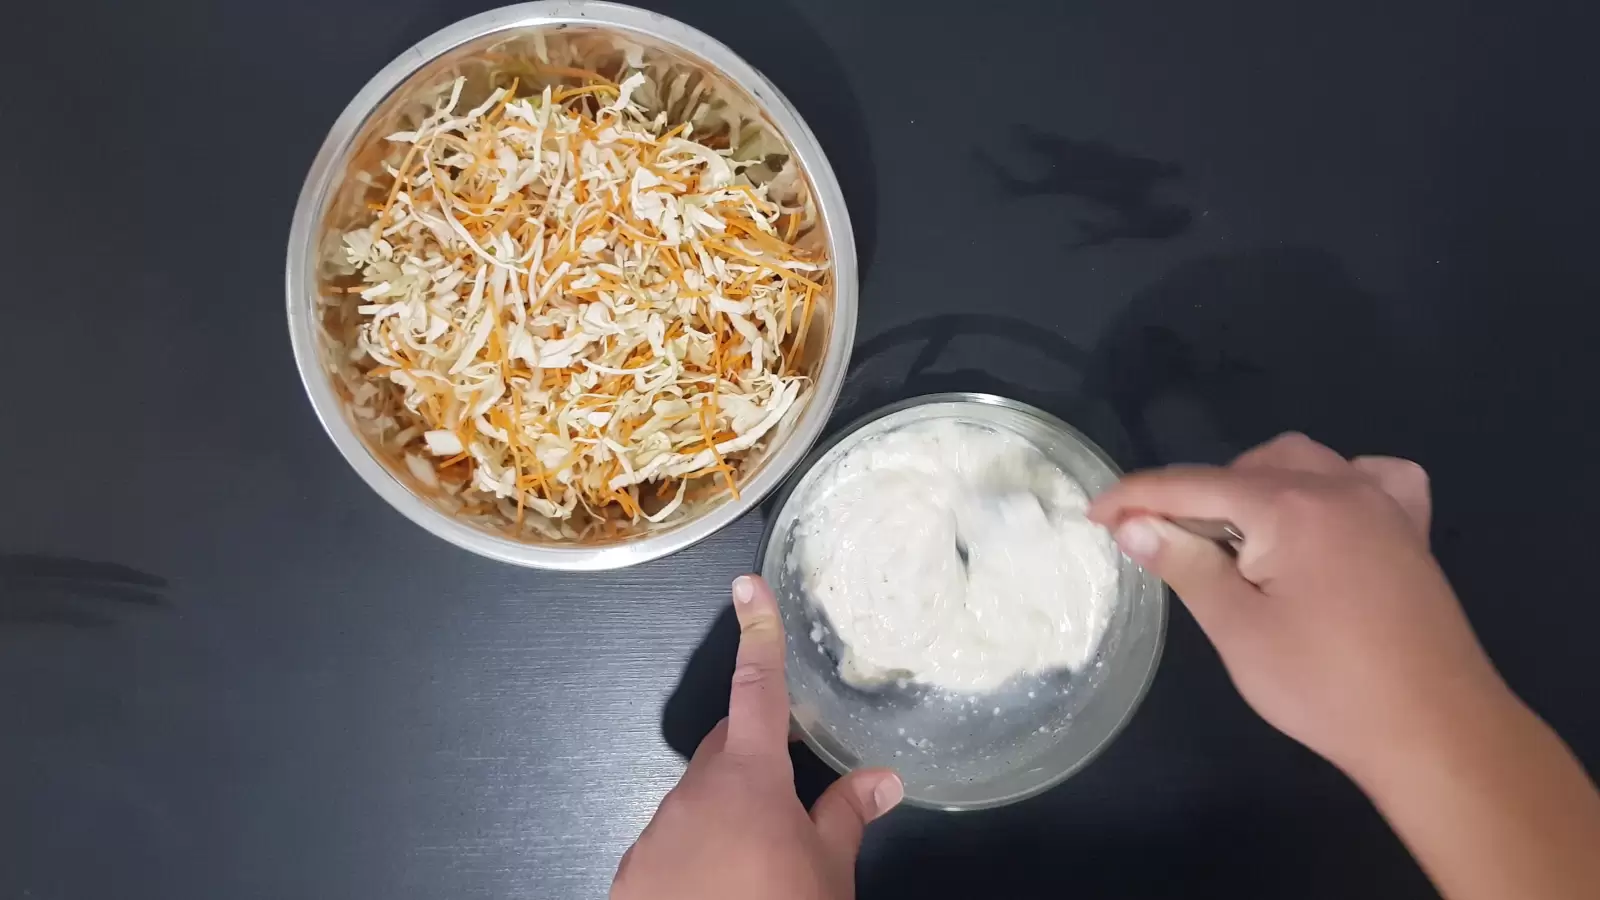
[322,48,828,541]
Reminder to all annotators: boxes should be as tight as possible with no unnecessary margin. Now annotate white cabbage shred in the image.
[322,52,827,540]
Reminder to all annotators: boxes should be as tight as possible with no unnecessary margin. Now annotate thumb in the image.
[811,769,903,867]
[1113,516,1261,640]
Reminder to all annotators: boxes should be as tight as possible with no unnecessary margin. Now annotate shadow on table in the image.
[662,245,1416,896]
[817,245,1411,471]
[0,554,169,629]
[661,604,841,806]
[853,793,1427,899]
[978,124,1194,250]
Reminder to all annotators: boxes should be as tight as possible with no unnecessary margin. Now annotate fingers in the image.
[1113,516,1262,639]
[1089,466,1276,537]
[1232,432,1347,474]
[724,575,792,757]
[612,843,639,889]
[683,719,730,778]
[811,768,903,866]
[1352,456,1432,536]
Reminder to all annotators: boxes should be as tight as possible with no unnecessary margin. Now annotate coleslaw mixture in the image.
[320,46,827,540]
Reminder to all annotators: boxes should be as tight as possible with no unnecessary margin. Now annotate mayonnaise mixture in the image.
[791,419,1118,693]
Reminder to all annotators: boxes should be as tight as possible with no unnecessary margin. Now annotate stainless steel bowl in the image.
[286,1,857,570]
[758,393,1167,810]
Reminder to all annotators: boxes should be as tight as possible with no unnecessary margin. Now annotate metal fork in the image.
[1170,517,1246,549]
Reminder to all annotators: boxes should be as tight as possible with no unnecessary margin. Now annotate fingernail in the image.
[872,774,904,816]
[732,575,756,605]
[1115,518,1162,560]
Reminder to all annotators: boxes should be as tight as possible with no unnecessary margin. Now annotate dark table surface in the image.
[5,0,1598,897]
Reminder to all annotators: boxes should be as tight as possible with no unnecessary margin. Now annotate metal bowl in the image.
[286,1,857,570]
[758,393,1167,810]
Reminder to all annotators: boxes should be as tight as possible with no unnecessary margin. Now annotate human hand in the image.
[611,575,903,900]
[1087,433,1507,776]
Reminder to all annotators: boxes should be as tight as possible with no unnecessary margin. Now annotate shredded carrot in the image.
[701,240,823,290]
[489,194,526,234]
[612,487,641,519]
[789,284,817,373]
[658,245,686,283]
[508,392,526,524]
[377,139,422,226]
[531,455,551,499]
[489,78,520,120]
[336,53,821,540]
[780,282,794,340]
[698,397,738,500]
[725,218,793,257]
[533,64,617,86]
[726,183,778,215]
[608,214,659,246]
[553,83,618,103]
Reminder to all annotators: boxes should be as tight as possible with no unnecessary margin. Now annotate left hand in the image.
[611,575,903,900]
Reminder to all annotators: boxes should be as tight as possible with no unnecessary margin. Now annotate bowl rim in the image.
[755,391,1170,811]
[285,1,858,571]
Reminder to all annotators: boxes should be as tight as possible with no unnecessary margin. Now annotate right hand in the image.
[1088,433,1507,776]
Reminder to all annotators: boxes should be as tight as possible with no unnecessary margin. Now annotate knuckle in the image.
[1256,431,1315,461]
[732,659,777,686]
[1253,432,1343,470]
[1265,483,1341,543]
[611,845,638,889]
[1349,479,1402,515]
[655,786,695,821]
[739,614,780,639]
[1272,483,1327,518]
[737,617,785,652]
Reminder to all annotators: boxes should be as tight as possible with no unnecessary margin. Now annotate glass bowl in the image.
[757,393,1166,810]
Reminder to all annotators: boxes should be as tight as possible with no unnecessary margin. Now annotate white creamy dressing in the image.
[792,419,1118,693]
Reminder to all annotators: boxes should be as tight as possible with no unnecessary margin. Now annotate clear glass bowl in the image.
[757,393,1167,810]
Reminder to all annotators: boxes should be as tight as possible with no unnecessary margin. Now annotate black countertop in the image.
[4,1,1597,897]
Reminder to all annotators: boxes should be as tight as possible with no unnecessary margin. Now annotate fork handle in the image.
[1169,517,1246,545]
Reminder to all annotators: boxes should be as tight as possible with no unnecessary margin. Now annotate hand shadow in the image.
[660,604,840,807]
[977,124,1193,250]
[1084,245,1422,467]
[826,245,1410,471]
